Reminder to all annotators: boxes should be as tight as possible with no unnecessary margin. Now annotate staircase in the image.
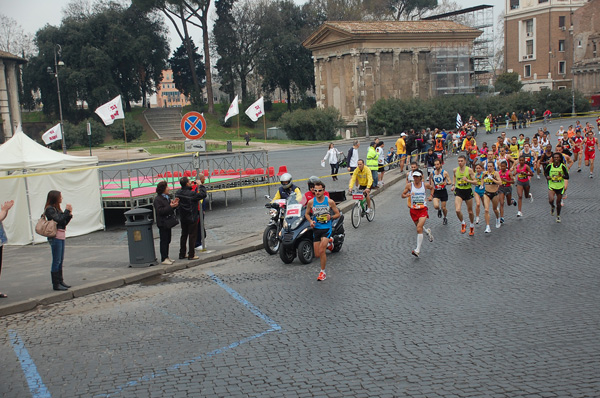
[143,108,184,140]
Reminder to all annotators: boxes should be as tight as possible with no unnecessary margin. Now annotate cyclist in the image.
[306,181,340,281]
[452,155,478,236]
[401,170,434,258]
[430,158,451,225]
[271,173,302,202]
[544,152,569,223]
[348,159,373,213]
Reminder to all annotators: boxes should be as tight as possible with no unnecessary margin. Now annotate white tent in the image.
[0,131,104,245]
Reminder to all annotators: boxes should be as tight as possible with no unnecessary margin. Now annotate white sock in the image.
[461,221,466,225]
[469,223,474,228]
[416,234,423,252]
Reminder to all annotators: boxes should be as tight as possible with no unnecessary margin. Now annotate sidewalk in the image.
[0,167,406,317]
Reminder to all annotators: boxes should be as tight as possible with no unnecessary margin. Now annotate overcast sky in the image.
[1,0,505,54]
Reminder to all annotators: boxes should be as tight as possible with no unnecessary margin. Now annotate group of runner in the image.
[401,121,599,257]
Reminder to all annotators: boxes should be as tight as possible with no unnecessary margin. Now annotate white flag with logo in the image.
[42,123,63,145]
[95,95,125,126]
[224,95,239,123]
[245,96,264,122]
[456,113,463,129]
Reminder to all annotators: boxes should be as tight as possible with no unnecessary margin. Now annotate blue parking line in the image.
[8,329,52,398]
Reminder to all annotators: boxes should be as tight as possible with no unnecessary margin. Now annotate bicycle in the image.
[350,190,375,228]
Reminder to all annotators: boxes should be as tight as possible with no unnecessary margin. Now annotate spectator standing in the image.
[154,181,179,265]
[511,112,518,129]
[176,177,207,260]
[244,132,250,146]
[377,141,386,184]
[366,141,379,188]
[347,140,360,172]
[44,190,73,291]
[395,133,407,170]
[323,143,341,181]
[194,176,208,250]
[0,200,14,298]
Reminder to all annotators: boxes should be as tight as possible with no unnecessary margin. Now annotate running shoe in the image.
[578,168,581,172]
[590,173,594,178]
[475,216,480,224]
[366,207,372,214]
[529,193,534,203]
[512,198,517,206]
[500,217,505,224]
[425,228,434,242]
[517,211,522,217]
[551,206,555,216]
[317,271,327,281]
[327,238,334,251]
[437,209,442,218]
[443,217,448,225]
[561,200,564,207]
[556,216,561,223]
[411,250,420,258]
[485,225,491,233]
[460,223,467,234]
[495,219,501,228]
[469,227,475,236]
[536,174,541,179]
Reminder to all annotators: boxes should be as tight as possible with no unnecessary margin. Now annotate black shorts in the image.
[378,165,384,172]
[485,191,498,199]
[455,187,474,201]
[313,228,331,242]
[433,189,448,202]
[550,187,565,195]
[359,185,368,191]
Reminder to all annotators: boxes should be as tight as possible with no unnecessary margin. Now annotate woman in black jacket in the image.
[44,190,72,291]
[153,181,179,265]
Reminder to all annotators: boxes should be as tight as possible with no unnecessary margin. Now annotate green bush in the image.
[109,119,144,142]
[278,107,341,140]
[48,121,78,150]
[73,119,107,147]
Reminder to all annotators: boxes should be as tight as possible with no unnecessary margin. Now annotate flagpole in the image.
[237,113,240,139]
[263,114,266,143]
[122,118,134,209]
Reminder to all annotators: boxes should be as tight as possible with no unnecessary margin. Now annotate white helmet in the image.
[280,173,292,189]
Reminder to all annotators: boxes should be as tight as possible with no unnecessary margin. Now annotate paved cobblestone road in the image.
[2,149,600,397]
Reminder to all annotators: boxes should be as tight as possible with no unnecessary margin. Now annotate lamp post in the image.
[47,44,66,154]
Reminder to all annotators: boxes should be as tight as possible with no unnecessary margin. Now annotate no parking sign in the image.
[180,111,206,140]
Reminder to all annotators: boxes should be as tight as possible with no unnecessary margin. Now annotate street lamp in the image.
[47,44,66,154]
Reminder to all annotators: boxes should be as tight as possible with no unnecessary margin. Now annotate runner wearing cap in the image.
[401,169,434,257]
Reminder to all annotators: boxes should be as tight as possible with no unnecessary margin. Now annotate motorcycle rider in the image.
[305,181,340,281]
[271,172,302,202]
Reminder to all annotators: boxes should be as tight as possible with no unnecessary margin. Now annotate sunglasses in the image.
[314,189,324,192]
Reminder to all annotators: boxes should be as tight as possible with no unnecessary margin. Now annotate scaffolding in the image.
[424,4,495,89]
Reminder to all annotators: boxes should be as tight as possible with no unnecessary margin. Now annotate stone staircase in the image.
[143,108,183,140]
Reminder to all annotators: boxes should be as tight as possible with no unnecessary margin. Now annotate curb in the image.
[0,168,406,318]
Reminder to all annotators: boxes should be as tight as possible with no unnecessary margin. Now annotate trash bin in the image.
[124,208,157,267]
[227,140,232,152]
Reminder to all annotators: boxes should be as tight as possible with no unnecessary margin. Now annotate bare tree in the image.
[0,14,35,57]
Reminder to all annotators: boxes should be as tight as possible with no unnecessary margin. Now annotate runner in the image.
[584,130,599,178]
[572,129,584,172]
[531,137,544,179]
[508,136,520,160]
[513,155,534,217]
[473,163,485,225]
[429,159,451,225]
[401,170,434,258]
[451,155,477,236]
[559,131,574,157]
[544,153,569,223]
[482,161,503,233]
[306,181,340,281]
[537,144,554,177]
[497,160,516,224]
[497,146,515,169]
[406,161,419,183]
[424,148,437,177]
[555,144,574,170]
[482,151,498,171]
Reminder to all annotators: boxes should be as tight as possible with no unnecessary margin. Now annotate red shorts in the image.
[585,151,596,161]
[573,147,581,153]
[410,207,429,222]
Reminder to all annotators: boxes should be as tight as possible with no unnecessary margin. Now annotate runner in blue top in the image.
[306,181,340,281]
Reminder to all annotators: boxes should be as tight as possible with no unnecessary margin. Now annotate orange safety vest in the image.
[434,138,444,152]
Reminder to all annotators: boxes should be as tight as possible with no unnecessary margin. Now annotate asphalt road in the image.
[2,139,600,397]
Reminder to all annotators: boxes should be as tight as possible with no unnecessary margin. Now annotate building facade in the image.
[0,51,27,142]
[572,0,600,97]
[156,69,191,108]
[303,21,481,122]
[504,0,589,91]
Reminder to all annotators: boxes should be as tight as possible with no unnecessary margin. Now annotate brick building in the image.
[504,0,589,91]
[302,21,481,122]
[156,69,191,108]
[572,0,600,97]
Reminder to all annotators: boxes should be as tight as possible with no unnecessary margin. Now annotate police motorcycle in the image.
[278,179,345,264]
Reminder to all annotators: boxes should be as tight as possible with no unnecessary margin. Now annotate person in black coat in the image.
[154,181,179,265]
[44,190,73,291]
[176,177,207,260]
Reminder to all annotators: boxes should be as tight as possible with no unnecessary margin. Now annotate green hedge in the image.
[368,90,591,135]
[278,107,342,140]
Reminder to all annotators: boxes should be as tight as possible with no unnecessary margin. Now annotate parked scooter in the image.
[278,195,345,264]
[263,195,286,254]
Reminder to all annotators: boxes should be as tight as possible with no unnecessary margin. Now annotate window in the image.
[526,40,534,56]
[559,40,565,52]
[525,19,534,36]
[510,0,519,9]
[558,61,566,74]
[539,0,548,3]
[558,86,567,90]
[559,16,566,28]
[524,65,532,78]
[578,40,583,48]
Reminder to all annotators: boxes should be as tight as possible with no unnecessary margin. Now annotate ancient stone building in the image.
[302,21,481,123]
[572,0,600,98]
[0,51,27,141]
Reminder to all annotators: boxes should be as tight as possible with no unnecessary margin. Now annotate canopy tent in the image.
[0,131,104,245]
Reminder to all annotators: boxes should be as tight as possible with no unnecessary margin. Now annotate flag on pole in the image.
[245,97,264,122]
[42,123,63,145]
[224,95,239,123]
[456,113,463,129]
[95,95,125,126]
